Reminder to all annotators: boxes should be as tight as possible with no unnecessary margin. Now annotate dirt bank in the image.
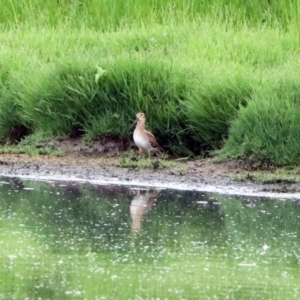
[1,153,300,198]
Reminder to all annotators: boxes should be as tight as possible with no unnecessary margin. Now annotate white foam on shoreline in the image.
[1,173,300,200]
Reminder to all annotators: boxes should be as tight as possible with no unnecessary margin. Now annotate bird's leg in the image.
[137,148,142,160]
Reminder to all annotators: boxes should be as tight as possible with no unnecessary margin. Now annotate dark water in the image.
[0,177,300,299]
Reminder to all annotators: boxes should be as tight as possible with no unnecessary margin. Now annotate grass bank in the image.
[0,1,300,163]
[1,0,300,30]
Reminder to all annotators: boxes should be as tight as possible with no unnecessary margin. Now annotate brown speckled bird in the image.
[133,112,162,159]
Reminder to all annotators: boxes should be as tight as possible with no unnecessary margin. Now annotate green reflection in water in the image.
[0,177,299,299]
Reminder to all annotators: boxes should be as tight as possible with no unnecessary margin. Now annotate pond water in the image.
[0,177,300,299]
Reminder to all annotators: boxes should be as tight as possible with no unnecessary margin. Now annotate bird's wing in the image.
[145,130,162,151]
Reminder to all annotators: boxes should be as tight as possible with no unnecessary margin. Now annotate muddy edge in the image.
[0,153,300,196]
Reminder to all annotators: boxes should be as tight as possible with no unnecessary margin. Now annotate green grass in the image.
[119,150,176,169]
[0,131,63,155]
[1,1,300,163]
[234,165,300,184]
[1,0,300,30]
[0,144,62,156]
[218,85,300,165]
[234,172,298,184]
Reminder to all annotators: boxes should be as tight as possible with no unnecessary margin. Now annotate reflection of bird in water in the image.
[130,189,160,233]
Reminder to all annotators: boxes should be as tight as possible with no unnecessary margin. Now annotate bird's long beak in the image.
[131,118,138,128]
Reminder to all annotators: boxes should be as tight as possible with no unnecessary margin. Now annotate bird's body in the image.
[133,112,162,158]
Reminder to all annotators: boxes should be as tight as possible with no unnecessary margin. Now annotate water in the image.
[0,177,300,299]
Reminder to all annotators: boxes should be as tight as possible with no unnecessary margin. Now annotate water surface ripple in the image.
[0,177,299,299]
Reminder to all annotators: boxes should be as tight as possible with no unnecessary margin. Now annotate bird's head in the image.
[132,112,146,127]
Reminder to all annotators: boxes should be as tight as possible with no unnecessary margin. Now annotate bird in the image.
[132,112,163,159]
